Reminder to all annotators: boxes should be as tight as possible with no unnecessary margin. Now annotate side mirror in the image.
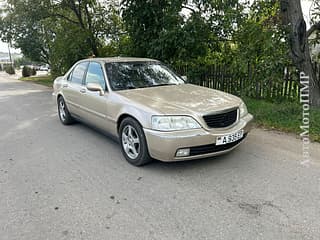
[181,75,188,82]
[86,83,105,96]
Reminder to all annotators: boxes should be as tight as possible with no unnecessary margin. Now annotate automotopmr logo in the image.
[299,72,310,166]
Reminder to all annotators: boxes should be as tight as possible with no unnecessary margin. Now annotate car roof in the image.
[79,57,159,63]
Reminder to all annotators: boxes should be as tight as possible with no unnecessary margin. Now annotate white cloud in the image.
[301,0,313,28]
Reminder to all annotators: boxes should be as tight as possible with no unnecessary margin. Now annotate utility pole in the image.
[7,41,13,66]
[8,43,13,67]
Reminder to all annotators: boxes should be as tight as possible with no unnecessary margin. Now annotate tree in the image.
[191,0,247,41]
[280,0,320,106]
[0,0,122,75]
[232,1,290,97]
[122,0,182,60]
[308,1,320,40]
[0,0,52,64]
[122,0,211,63]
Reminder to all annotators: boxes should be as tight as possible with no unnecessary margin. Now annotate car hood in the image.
[115,84,241,116]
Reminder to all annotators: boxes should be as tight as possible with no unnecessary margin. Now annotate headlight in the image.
[239,102,248,117]
[151,116,201,131]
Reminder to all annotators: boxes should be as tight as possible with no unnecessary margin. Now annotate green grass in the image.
[243,97,320,142]
[20,75,53,87]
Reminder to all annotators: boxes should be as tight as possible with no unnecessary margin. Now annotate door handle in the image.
[80,88,86,93]
[62,84,68,88]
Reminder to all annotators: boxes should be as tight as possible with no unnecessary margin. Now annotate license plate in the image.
[216,130,244,145]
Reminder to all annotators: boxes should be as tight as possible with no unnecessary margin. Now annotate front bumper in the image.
[144,113,254,162]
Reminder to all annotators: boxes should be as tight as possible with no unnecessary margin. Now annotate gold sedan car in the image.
[53,57,253,166]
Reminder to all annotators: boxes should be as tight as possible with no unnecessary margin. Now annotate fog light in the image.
[176,148,190,157]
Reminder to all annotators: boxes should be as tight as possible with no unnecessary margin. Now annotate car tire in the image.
[58,96,75,125]
[119,117,152,166]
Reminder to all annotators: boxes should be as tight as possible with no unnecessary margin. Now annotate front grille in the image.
[203,109,238,128]
[189,134,247,156]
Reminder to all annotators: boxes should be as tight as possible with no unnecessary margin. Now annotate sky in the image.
[0,0,315,54]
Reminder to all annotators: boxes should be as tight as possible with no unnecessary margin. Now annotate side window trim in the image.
[81,62,89,85]
[103,63,112,92]
[67,70,73,82]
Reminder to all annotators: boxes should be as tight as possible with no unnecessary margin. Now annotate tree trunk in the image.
[280,0,320,106]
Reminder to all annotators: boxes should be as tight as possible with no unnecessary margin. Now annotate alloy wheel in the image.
[121,125,140,159]
[59,99,66,122]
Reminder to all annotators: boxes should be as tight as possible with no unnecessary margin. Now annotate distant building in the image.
[0,52,22,70]
[0,56,12,66]
[0,60,13,71]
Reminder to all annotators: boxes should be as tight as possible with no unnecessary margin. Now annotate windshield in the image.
[105,61,185,91]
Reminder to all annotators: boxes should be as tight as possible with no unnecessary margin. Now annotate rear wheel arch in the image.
[57,93,63,103]
[57,96,75,125]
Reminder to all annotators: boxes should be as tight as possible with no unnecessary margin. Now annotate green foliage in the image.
[4,65,15,75]
[0,0,51,63]
[31,68,37,76]
[22,66,33,77]
[219,0,290,98]
[0,0,123,76]
[1,0,295,99]
[172,0,291,99]
[198,0,248,40]
[47,19,93,76]
[122,0,181,60]
[122,0,211,63]
[234,1,290,72]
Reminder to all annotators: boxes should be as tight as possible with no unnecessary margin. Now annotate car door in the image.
[78,61,111,131]
[62,62,89,117]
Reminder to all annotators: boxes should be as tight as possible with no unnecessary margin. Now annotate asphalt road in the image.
[0,72,320,240]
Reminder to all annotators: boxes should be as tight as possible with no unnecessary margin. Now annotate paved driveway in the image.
[0,72,319,240]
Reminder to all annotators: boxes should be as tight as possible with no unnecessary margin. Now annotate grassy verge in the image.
[20,75,53,87]
[243,97,320,142]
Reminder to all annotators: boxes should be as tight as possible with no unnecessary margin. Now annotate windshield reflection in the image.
[105,62,185,90]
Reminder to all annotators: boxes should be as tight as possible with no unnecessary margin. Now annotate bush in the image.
[5,65,15,75]
[22,66,32,77]
[31,68,37,76]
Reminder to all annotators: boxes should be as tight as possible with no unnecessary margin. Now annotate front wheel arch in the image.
[57,93,63,103]
[118,117,152,166]
[117,114,142,134]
